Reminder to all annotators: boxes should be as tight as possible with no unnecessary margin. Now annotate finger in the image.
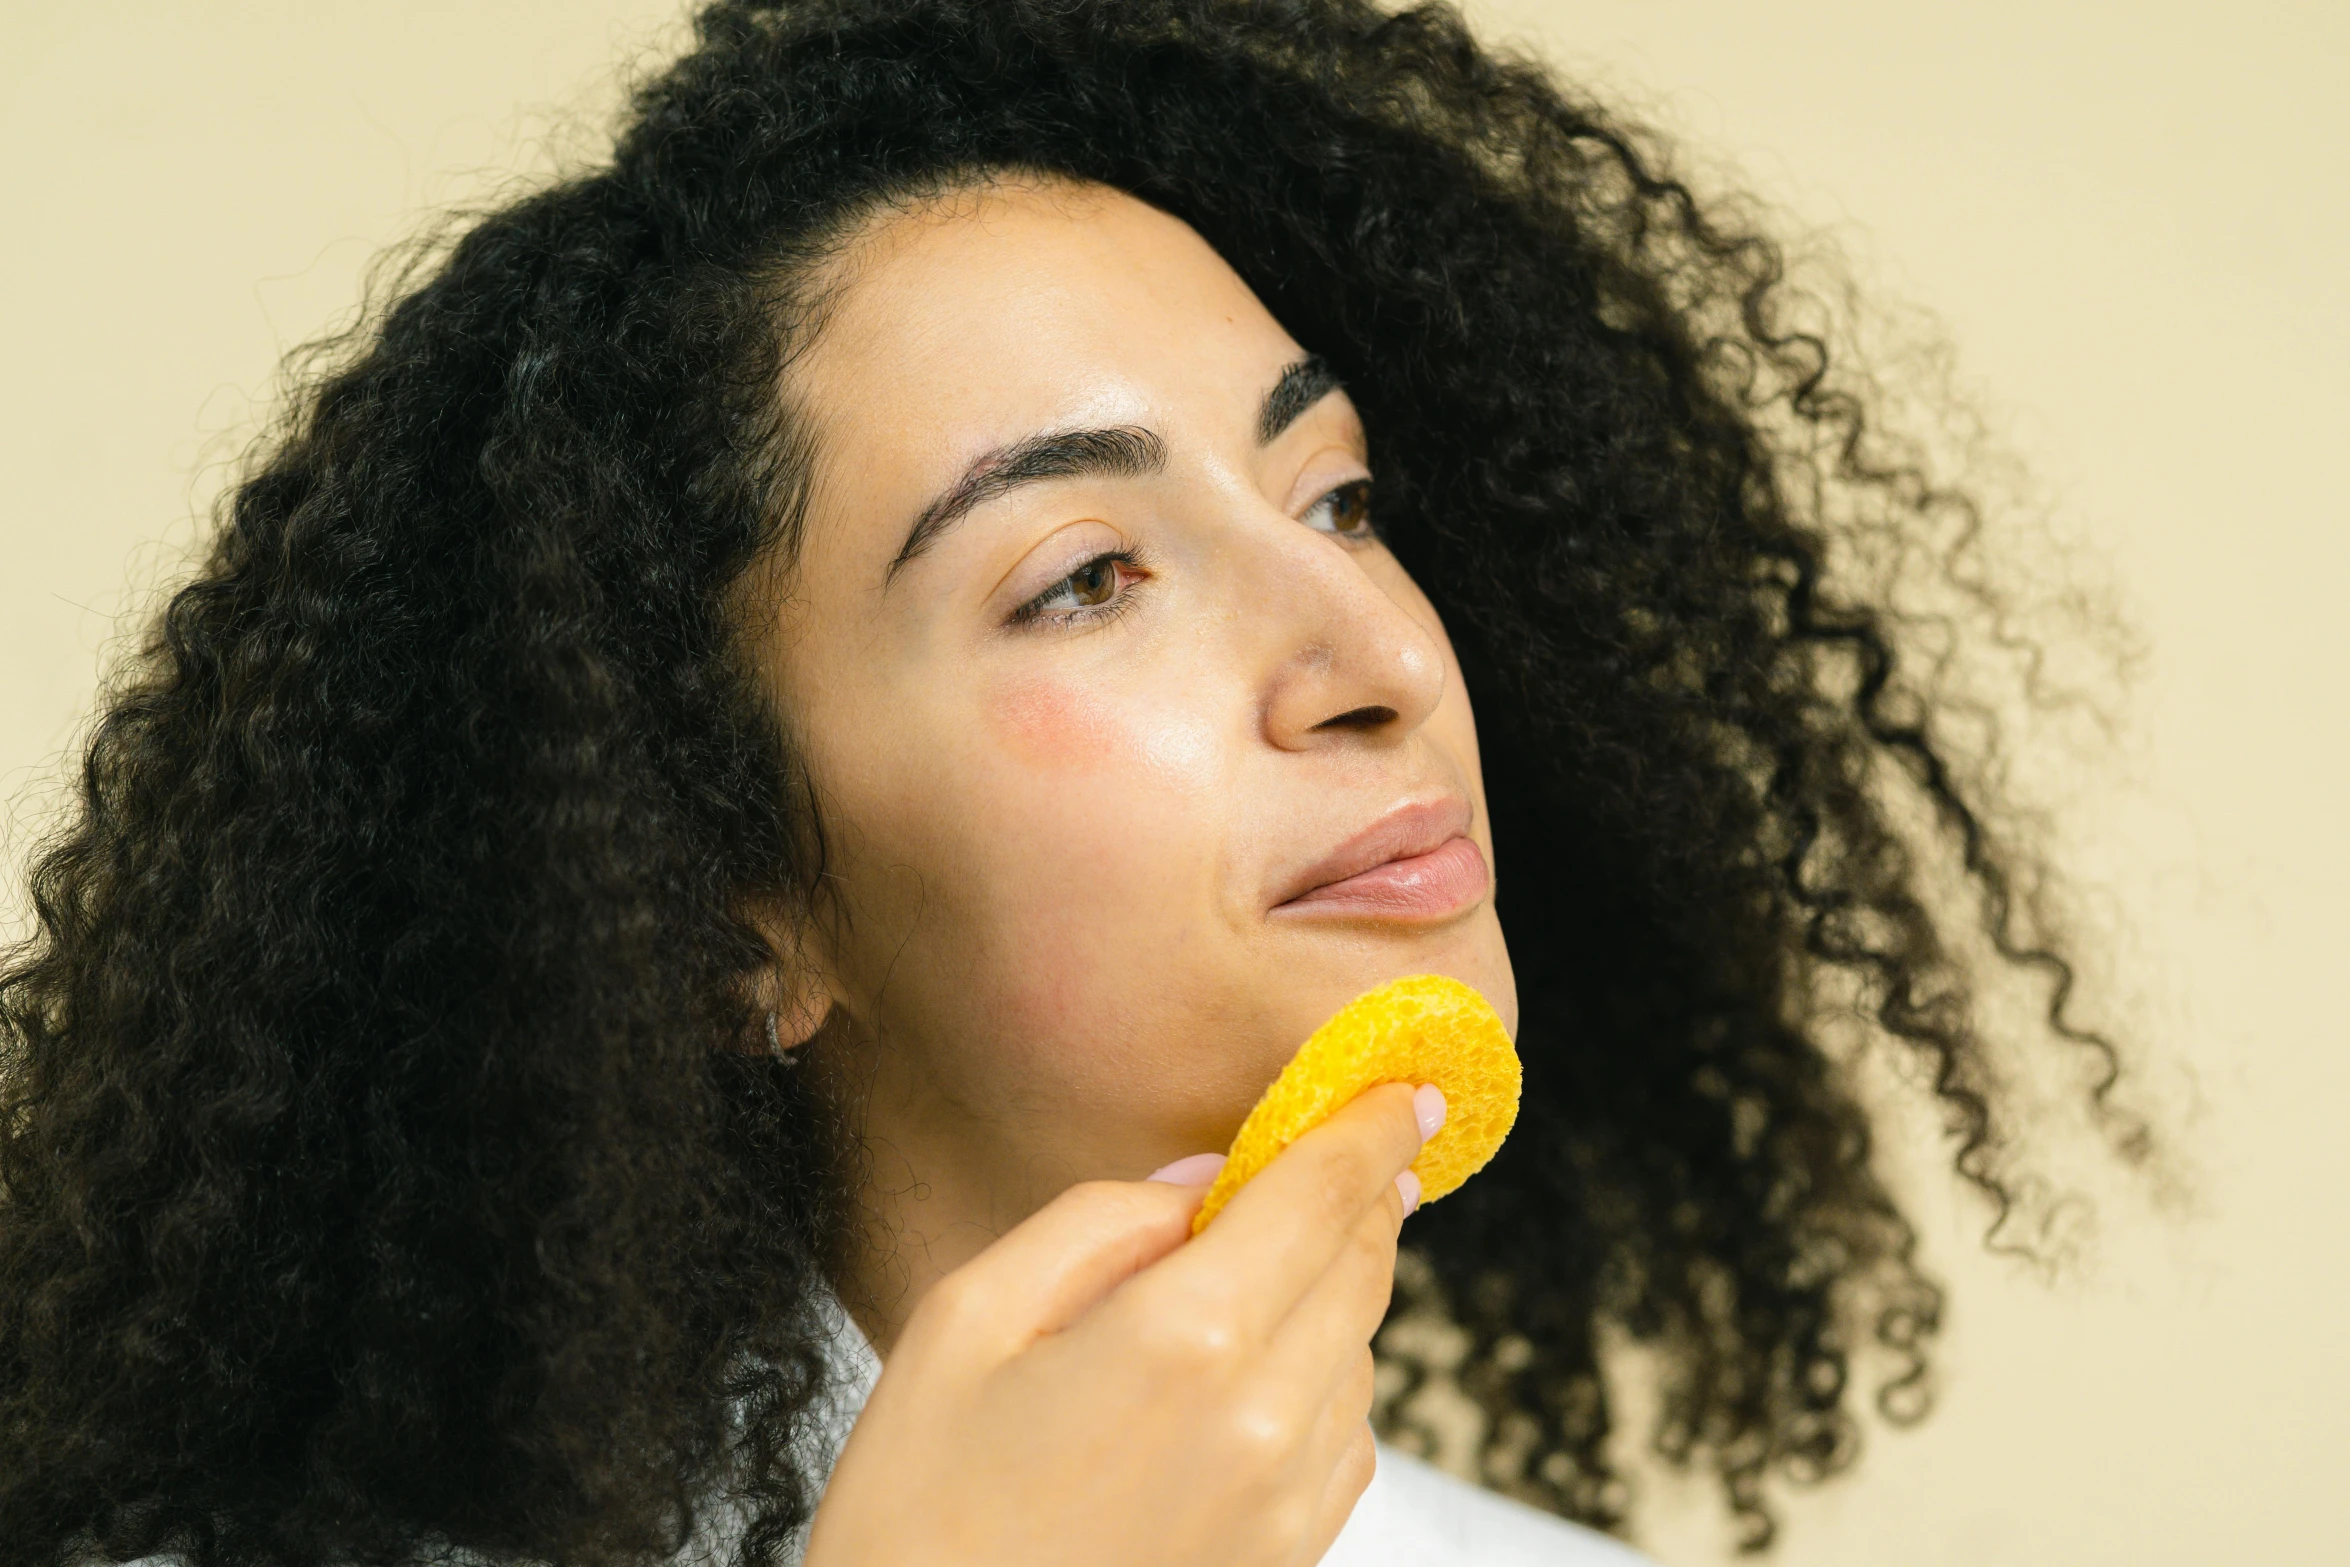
[1300,1425,1379,1566]
[1152,1081,1424,1345]
[1288,1362,1381,1567]
[1308,1347,1379,1460]
[908,1177,1207,1358]
[1238,1188,1398,1464]
[1260,1173,1403,1376]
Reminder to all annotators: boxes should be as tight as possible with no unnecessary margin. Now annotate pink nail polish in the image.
[1395,1169,1421,1217]
[1146,1152,1227,1186]
[1412,1084,1447,1142]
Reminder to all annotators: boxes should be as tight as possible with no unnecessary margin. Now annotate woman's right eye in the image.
[1013,551,1141,624]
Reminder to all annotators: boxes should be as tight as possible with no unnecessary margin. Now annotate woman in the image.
[0,1,2140,1563]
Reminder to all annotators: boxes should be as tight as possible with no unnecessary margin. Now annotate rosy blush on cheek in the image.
[988,674,1131,771]
[989,674,1222,791]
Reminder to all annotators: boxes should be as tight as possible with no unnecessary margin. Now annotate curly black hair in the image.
[0,2,2142,1562]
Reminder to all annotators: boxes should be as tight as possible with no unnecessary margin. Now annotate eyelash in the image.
[1007,477,1377,629]
[1010,549,1147,629]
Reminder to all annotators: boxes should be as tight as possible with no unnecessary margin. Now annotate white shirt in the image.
[782,1287,1654,1567]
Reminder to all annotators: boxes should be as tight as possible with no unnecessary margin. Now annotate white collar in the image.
[796,1282,884,1486]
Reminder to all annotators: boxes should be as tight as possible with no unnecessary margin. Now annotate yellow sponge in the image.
[1191,975,1519,1235]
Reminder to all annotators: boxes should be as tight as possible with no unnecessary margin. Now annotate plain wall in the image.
[3,4,2343,1563]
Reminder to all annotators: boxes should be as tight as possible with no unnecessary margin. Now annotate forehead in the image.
[785,178,1302,480]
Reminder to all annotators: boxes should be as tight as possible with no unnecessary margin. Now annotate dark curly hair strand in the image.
[0,2,2138,1562]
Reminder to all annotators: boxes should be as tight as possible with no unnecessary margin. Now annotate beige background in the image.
[3,3,2342,1563]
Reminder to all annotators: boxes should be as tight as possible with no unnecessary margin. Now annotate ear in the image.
[737,903,844,1057]
[765,962,836,1055]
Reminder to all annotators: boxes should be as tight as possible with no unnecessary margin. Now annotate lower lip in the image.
[1274,837,1490,921]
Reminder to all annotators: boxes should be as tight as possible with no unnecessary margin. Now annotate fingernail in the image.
[1146,1152,1227,1186]
[1394,1169,1421,1217]
[1412,1084,1447,1142]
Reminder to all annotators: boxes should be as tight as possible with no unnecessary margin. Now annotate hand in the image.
[800,1080,1443,1567]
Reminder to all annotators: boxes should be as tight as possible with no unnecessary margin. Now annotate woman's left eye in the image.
[1301,478,1375,540]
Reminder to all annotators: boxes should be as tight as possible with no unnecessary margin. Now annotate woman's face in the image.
[757,177,1513,1243]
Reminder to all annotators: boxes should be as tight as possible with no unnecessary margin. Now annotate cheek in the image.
[986,671,1220,785]
[881,676,1231,1076]
[990,673,1127,771]
[965,673,1227,974]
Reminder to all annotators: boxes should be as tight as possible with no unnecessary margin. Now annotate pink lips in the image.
[1272,797,1490,922]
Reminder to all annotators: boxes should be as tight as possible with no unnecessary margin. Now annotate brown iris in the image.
[1321,479,1372,537]
[1065,556,1119,606]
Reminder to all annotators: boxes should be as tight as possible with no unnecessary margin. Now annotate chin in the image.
[1285,912,1517,1040]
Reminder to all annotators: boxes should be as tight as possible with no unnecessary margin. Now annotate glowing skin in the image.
[753,178,1516,1354]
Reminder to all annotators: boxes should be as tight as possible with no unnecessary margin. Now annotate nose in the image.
[1247,523,1448,753]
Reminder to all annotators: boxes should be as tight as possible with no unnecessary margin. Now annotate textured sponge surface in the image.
[1191,975,1519,1235]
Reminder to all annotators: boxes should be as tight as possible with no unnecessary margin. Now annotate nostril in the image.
[1314,704,1399,732]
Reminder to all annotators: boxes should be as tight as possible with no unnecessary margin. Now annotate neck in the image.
[806,1025,1063,1359]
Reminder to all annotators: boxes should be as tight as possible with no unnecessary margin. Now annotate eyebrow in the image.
[1256,354,1344,445]
[882,353,1346,585]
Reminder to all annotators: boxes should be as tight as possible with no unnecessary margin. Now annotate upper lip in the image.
[1270,796,1475,908]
